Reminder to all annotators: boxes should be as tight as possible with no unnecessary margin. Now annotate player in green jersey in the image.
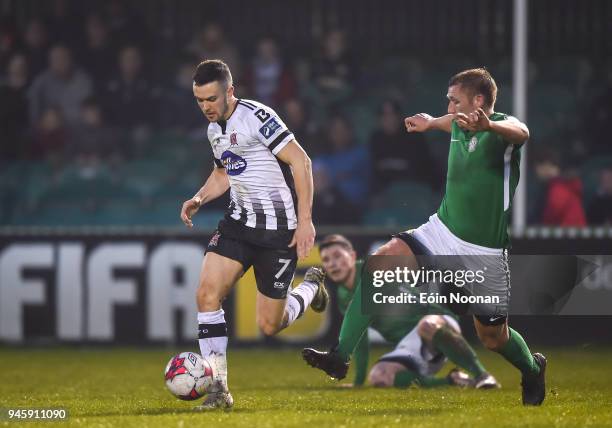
[303,235,499,389]
[304,69,546,405]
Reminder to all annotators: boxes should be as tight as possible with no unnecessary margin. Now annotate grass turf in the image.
[1,347,611,427]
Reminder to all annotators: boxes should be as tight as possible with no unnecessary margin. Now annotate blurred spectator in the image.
[47,0,81,48]
[159,57,204,135]
[79,14,115,89]
[312,30,354,97]
[70,98,121,161]
[0,20,19,72]
[22,18,50,76]
[103,45,159,130]
[282,98,321,155]
[31,107,69,160]
[105,0,148,47]
[313,115,369,208]
[186,23,241,81]
[587,168,612,225]
[585,65,612,156]
[28,44,93,127]
[243,37,296,108]
[368,100,440,191]
[0,54,30,160]
[312,165,361,225]
[534,149,587,227]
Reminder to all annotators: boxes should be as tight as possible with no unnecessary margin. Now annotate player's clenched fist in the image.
[405,113,434,133]
[180,196,202,228]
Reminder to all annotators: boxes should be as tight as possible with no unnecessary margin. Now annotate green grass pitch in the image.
[1,346,611,427]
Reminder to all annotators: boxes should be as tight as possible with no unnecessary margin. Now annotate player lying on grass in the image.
[303,235,499,389]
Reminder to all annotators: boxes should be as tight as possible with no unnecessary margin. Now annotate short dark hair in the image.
[319,234,354,252]
[448,68,497,109]
[193,59,232,88]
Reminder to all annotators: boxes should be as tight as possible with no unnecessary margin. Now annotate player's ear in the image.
[474,94,485,109]
[227,84,234,98]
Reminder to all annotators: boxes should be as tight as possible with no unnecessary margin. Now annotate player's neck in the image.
[222,97,239,121]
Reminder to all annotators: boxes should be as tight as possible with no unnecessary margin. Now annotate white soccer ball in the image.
[164,352,214,400]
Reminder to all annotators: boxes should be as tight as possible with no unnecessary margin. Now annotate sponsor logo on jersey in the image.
[230,132,238,147]
[208,231,221,247]
[468,136,478,152]
[221,150,248,175]
[259,117,282,139]
[274,281,286,289]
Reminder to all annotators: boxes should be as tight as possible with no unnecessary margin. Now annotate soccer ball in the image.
[164,352,214,400]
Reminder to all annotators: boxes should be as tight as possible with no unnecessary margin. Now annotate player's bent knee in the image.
[368,363,395,387]
[417,315,446,340]
[257,319,282,337]
[368,370,391,387]
[373,238,413,257]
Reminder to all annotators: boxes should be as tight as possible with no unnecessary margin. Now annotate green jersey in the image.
[335,260,455,384]
[437,112,522,248]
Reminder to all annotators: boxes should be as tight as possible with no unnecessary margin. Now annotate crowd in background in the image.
[1,0,611,227]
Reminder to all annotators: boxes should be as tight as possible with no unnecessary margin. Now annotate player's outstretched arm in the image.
[405,113,453,134]
[276,140,315,260]
[180,167,229,228]
[456,108,529,145]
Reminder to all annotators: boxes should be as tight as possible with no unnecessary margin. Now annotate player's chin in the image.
[327,272,343,283]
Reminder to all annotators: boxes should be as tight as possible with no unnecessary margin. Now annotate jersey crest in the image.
[230,131,238,147]
[468,136,479,152]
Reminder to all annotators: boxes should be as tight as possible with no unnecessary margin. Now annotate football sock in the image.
[393,370,450,388]
[498,327,540,376]
[197,310,228,390]
[285,279,318,326]
[432,325,486,378]
[337,272,371,361]
[197,309,228,357]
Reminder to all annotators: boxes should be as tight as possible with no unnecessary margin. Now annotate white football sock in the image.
[284,279,319,326]
[197,309,228,390]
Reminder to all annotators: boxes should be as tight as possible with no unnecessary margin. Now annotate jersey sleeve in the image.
[207,126,224,169]
[247,105,294,155]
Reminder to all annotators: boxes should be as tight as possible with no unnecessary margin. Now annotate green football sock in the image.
[336,268,372,361]
[498,327,540,376]
[393,370,450,388]
[432,325,486,378]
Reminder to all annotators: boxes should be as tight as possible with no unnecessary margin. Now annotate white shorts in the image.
[377,315,460,376]
[401,214,510,319]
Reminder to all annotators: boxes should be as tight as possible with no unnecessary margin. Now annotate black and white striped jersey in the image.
[207,99,297,231]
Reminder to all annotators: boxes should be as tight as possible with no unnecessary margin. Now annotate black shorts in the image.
[205,218,297,299]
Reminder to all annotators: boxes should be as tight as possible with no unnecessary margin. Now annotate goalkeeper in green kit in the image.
[304,234,499,389]
[304,68,546,405]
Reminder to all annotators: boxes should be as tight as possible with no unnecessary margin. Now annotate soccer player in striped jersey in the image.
[180,59,329,410]
[304,69,546,406]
